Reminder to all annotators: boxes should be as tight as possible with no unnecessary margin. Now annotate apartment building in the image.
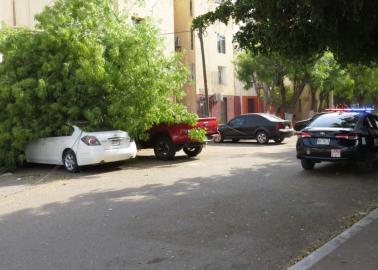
[174,0,258,123]
[0,0,259,123]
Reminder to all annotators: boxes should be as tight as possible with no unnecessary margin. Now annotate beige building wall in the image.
[118,0,175,56]
[0,0,175,56]
[0,0,53,28]
[174,0,256,116]
[173,0,197,113]
[194,0,235,97]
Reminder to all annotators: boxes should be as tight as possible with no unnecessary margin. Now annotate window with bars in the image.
[131,16,144,25]
[217,35,226,54]
[218,66,227,85]
[190,64,196,81]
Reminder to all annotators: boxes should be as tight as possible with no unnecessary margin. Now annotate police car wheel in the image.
[357,150,374,172]
[301,159,315,170]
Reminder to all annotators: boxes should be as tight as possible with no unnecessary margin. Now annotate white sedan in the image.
[25,125,137,172]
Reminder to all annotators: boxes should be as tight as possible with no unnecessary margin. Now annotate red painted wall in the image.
[196,94,260,122]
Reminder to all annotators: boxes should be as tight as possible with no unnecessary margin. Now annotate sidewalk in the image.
[289,207,378,270]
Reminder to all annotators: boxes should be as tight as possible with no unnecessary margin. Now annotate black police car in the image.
[296,108,378,171]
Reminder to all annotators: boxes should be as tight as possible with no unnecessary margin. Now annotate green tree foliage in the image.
[0,0,195,170]
[192,0,378,63]
[235,51,312,113]
[346,65,378,105]
[311,51,353,110]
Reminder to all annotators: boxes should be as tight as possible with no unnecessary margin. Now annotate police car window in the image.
[308,113,360,129]
[368,116,378,129]
[364,118,374,128]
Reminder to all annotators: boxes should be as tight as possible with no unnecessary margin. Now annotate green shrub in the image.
[188,128,207,142]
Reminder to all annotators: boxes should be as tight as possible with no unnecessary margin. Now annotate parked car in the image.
[25,125,137,172]
[296,108,378,171]
[294,112,328,131]
[215,113,294,144]
[138,117,218,160]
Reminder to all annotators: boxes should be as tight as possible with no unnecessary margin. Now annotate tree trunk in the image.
[310,88,317,112]
[262,83,271,112]
[289,73,310,115]
[278,77,286,115]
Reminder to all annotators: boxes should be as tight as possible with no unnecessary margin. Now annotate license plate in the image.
[111,140,120,146]
[331,149,341,158]
[317,138,330,145]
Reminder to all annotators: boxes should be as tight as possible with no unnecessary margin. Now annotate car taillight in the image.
[276,123,284,130]
[335,133,359,140]
[296,131,312,138]
[81,136,101,146]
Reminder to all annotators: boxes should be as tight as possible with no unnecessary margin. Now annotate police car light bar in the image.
[325,107,375,113]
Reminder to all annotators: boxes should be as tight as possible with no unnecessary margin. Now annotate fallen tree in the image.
[0,0,195,170]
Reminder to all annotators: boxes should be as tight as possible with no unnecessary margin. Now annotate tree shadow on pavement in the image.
[0,155,377,270]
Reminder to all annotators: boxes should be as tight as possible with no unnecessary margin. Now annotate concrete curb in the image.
[288,207,378,270]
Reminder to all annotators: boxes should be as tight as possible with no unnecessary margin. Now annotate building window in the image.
[190,30,194,50]
[131,16,144,25]
[190,64,196,81]
[218,66,227,85]
[217,34,226,54]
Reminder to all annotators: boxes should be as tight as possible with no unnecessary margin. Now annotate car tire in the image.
[183,145,203,157]
[301,159,315,170]
[256,131,269,144]
[63,149,79,173]
[213,133,224,143]
[274,138,284,143]
[357,150,374,173]
[154,136,176,160]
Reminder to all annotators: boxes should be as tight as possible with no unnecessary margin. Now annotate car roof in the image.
[240,113,284,120]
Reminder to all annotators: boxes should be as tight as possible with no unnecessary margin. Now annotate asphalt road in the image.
[0,137,377,270]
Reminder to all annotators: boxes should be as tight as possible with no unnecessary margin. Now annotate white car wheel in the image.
[63,150,79,173]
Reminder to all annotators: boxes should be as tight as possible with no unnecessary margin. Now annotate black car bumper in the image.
[276,129,295,139]
[296,141,367,162]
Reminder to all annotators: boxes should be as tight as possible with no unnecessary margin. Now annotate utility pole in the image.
[198,28,210,116]
[12,0,17,26]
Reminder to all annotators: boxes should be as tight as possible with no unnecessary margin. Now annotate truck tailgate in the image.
[196,117,218,135]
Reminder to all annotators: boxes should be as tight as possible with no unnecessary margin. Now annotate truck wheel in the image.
[154,136,176,160]
[301,159,315,170]
[183,146,203,157]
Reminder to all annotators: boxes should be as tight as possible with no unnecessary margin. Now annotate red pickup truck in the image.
[138,117,218,160]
